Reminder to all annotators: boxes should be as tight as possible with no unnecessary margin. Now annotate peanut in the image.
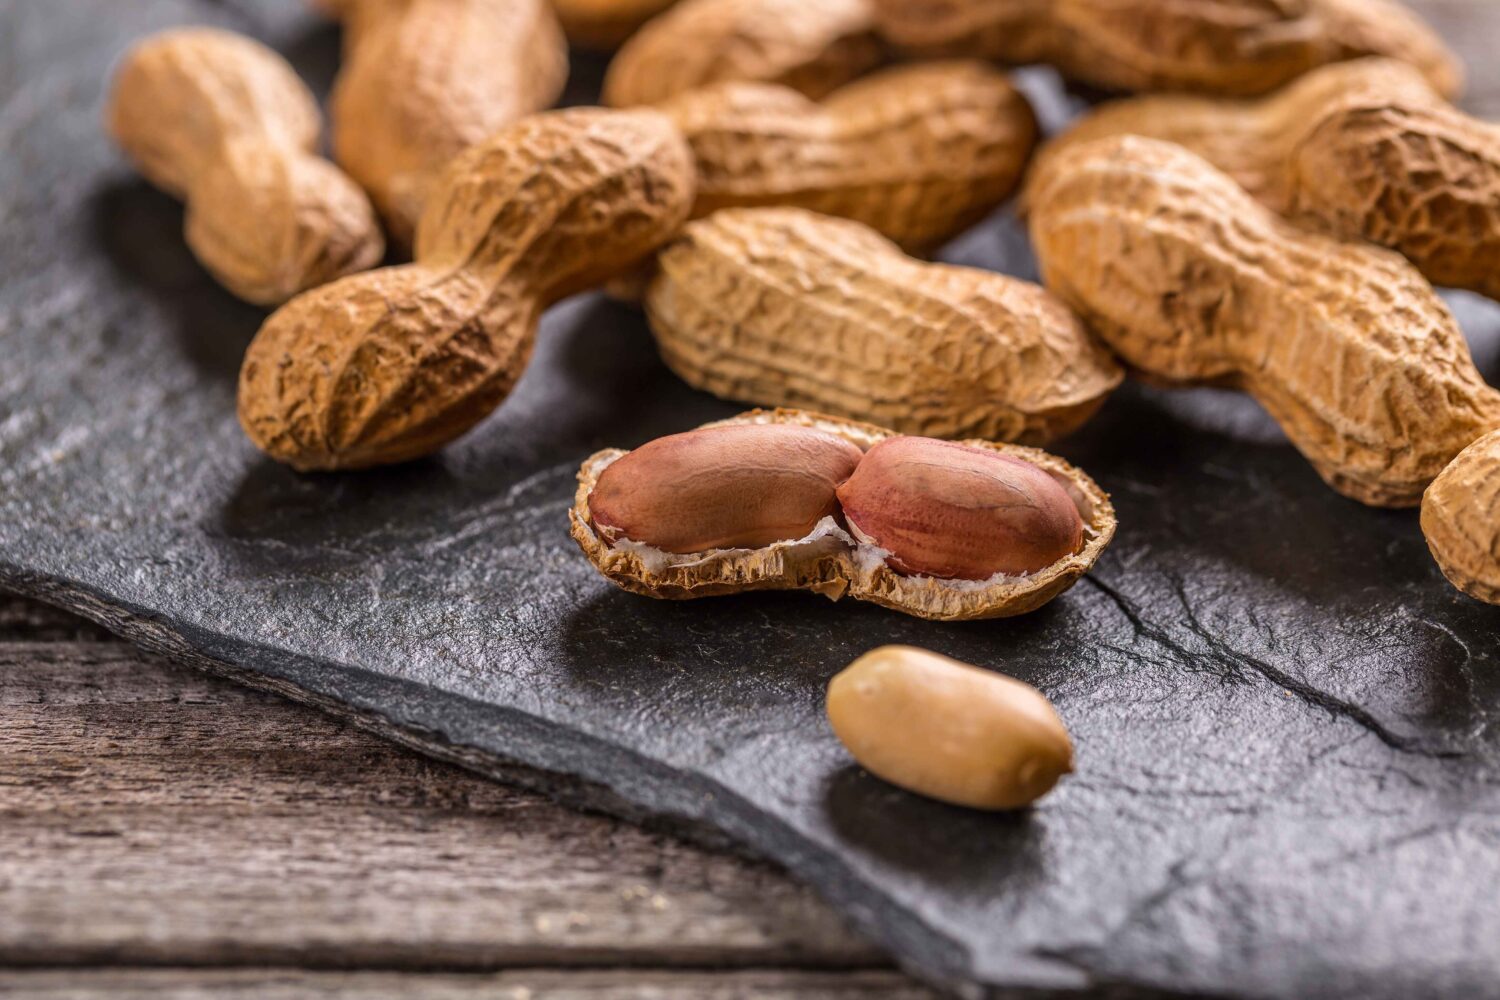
[826,646,1073,810]
[590,424,864,552]
[104,28,384,306]
[1040,59,1500,302]
[238,109,695,471]
[571,409,1116,621]
[318,0,569,247]
[660,61,1037,251]
[1422,429,1500,607]
[602,0,882,108]
[1027,136,1500,508]
[646,207,1121,444]
[837,437,1083,579]
[551,0,678,48]
[870,0,1461,99]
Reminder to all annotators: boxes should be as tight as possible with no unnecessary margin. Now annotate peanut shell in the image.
[569,409,1116,621]
[238,109,695,471]
[870,0,1461,99]
[1422,429,1500,606]
[323,0,569,247]
[661,61,1038,251]
[551,0,678,48]
[1027,136,1500,508]
[104,28,384,306]
[602,0,883,108]
[646,208,1122,444]
[1036,59,1500,302]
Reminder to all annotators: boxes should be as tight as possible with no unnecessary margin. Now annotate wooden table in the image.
[5,3,1497,995]
[1,593,926,998]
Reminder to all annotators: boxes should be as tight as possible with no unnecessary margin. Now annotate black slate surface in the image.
[4,2,1500,997]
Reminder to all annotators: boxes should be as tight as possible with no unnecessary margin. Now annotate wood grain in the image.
[0,618,890,979]
[0,969,933,999]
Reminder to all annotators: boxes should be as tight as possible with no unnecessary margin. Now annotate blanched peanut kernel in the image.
[827,645,1073,810]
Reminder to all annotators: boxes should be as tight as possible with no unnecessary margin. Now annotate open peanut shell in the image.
[568,409,1116,621]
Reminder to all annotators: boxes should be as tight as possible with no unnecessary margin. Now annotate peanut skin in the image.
[1422,429,1500,607]
[870,0,1461,98]
[837,437,1084,579]
[320,0,569,247]
[571,409,1117,620]
[104,28,384,306]
[827,646,1073,810]
[1041,59,1500,301]
[602,0,883,108]
[590,424,864,552]
[238,109,695,471]
[661,61,1037,251]
[647,208,1121,444]
[1027,136,1500,508]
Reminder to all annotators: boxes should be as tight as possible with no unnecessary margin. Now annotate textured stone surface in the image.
[2,2,1500,998]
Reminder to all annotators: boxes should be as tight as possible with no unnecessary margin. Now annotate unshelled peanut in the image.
[826,646,1073,810]
[551,0,677,47]
[238,109,695,471]
[590,424,864,552]
[1027,136,1500,508]
[646,208,1121,444]
[838,437,1083,579]
[661,62,1037,250]
[317,0,568,246]
[1422,429,1500,606]
[105,28,384,306]
[571,409,1117,621]
[1041,59,1500,302]
[603,0,882,107]
[870,0,1461,98]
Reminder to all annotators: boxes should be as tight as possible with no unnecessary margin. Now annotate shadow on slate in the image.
[3,2,1500,998]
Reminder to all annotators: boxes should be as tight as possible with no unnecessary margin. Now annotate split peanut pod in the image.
[1041,59,1500,301]
[870,0,1461,99]
[661,61,1038,250]
[552,0,678,48]
[238,109,696,471]
[646,208,1122,444]
[317,0,569,247]
[569,409,1116,621]
[1422,429,1500,606]
[602,0,882,108]
[104,28,384,306]
[827,646,1073,810]
[1027,137,1500,509]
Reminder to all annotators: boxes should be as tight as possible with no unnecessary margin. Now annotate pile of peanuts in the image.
[104,0,1498,809]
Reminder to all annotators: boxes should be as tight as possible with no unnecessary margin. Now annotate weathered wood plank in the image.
[0,639,883,971]
[0,969,937,999]
[0,595,113,642]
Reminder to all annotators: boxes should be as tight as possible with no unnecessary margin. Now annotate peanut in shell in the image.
[1422,429,1500,607]
[646,208,1122,445]
[1038,59,1500,301]
[1027,136,1500,509]
[870,0,1461,99]
[661,61,1038,251]
[602,0,883,108]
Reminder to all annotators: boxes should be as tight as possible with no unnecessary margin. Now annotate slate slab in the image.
[3,2,1499,997]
